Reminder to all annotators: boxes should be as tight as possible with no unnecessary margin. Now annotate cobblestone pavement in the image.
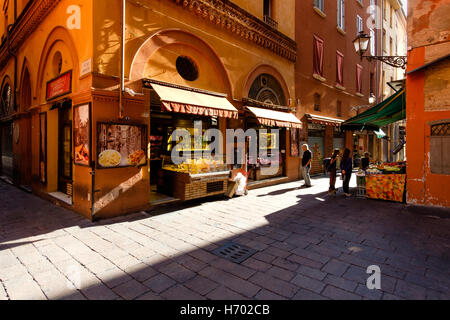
[1,175,449,300]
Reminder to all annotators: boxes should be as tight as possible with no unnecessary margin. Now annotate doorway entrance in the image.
[58,101,72,195]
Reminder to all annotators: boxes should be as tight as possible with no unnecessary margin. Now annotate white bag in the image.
[234,173,247,196]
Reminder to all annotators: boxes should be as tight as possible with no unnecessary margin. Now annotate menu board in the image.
[74,104,90,166]
[97,123,147,168]
[290,128,299,157]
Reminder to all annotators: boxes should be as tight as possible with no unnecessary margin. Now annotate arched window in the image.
[248,74,286,106]
[0,82,12,118]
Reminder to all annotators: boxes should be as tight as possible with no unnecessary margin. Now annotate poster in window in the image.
[290,128,299,157]
[74,103,91,166]
[97,123,147,168]
[39,113,47,184]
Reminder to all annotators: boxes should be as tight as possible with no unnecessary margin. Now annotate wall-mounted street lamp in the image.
[353,31,407,69]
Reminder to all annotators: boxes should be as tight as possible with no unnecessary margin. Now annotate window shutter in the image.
[313,35,324,77]
[430,137,443,174]
[356,64,363,94]
[336,52,344,86]
[443,136,450,174]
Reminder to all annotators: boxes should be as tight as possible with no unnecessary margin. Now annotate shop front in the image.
[343,90,407,201]
[302,114,345,174]
[244,103,302,182]
[144,79,239,202]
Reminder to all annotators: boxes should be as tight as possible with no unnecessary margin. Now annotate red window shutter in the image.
[313,35,324,77]
[356,64,363,93]
[336,51,344,86]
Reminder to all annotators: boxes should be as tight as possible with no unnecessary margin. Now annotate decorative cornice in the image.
[169,0,297,63]
[0,0,62,69]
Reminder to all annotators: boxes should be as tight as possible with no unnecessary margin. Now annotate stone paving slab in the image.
[1,175,449,300]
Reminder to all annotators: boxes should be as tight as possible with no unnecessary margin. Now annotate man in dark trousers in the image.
[301,144,312,188]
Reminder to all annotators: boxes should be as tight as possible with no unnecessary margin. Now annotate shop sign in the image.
[74,103,91,166]
[46,70,72,101]
[308,122,325,131]
[80,58,92,77]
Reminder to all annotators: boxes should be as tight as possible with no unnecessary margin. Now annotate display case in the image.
[157,155,230,200]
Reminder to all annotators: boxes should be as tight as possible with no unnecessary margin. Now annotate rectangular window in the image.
[336,51,344,86]
[370,0,376,18]
[357,15,363,35]
[370,72,374,96]
[314,0,324,12]
[313,35,324,77]
[337,0,345,30]
[356,64,363,94]
[430,123,450,174]
[390,37,393,55]
[383,0,387,21]
[382,29,387,53]
[337,100,342,117]
[390,5,393,27]
[263,0,272,17]
[370,29,376,56]
[263,0,278,29]
[314,93,321,111]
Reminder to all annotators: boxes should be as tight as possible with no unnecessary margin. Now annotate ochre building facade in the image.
[0,0,302,219]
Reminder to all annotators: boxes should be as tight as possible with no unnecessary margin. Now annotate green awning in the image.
[341,90,406,131]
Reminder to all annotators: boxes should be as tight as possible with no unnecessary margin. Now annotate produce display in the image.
[162,157,228,174]
[361,161,406,175]
[357,161,407,203]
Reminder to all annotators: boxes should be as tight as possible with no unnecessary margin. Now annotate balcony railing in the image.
[263,15,278,30]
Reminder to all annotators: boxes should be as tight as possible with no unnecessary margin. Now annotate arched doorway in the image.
[245,71,291,182]
[19,66,32,187]
[0,78,14,180]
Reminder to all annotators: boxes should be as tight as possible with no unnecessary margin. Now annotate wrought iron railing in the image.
[263,15,278,30]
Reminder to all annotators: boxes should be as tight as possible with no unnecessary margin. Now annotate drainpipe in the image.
[119,0,125,119]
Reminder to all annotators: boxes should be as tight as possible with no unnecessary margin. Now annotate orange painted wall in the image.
[406,47,450,208]
[406,0,450,208]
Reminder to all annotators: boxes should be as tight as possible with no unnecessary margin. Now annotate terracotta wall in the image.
[295,0,376,121]
[406,0,450,208]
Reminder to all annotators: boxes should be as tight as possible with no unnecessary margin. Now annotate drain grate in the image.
[212,242,257,264]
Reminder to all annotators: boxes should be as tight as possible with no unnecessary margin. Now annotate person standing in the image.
[340,148,353,197]
[328,149,340,195]
[301,144,312,188]
[361,152,370,171]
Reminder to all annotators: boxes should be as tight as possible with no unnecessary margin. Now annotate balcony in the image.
[263,15,278,30]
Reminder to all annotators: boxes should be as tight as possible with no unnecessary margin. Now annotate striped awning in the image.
[150,83,238,119]
[246,106,302,128]
[304,114,344,127]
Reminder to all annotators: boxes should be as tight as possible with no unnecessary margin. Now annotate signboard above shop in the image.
[46,70,72,101]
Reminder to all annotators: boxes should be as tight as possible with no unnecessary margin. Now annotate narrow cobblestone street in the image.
[0,175,449,300]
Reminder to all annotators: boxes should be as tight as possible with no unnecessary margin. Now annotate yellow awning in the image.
[151,83,238,119]
[246,106,302,128]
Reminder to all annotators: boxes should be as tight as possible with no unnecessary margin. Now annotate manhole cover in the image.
[212,242,257,264]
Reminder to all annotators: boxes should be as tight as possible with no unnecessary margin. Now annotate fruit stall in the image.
[356,162,407,202]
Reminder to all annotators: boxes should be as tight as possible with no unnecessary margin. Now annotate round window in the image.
[176,56,199,81]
